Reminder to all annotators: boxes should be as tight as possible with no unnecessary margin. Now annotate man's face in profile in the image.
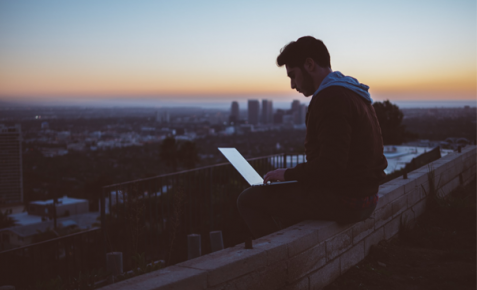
[286,65,315,97]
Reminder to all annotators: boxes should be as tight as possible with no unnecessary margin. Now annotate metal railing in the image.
[0,228,103,287]
[100,153,305,270]
[0,152,305,287]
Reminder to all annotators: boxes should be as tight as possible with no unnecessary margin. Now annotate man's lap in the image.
[237,182,344,222]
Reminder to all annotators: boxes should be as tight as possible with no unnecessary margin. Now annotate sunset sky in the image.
[0,0,475,107]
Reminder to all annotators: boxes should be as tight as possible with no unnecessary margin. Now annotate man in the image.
[237,36,388,239]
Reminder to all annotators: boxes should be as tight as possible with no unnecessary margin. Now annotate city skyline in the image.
[0,0,475,106]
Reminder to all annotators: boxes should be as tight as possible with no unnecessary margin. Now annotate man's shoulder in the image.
[311,86,356,108]
[316,85,359,99]
[314,86,370,107]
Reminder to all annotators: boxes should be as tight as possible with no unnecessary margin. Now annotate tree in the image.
[160,137,178,171]
[178,141,199,169]
[32,227,58,243]
[0,210,17,229]
[373,100,414,145]
[83,174,113,211]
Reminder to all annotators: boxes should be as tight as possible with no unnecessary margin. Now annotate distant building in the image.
[261,100,273,124]
[1,212,99,250]
[230,101,240,124]
[66,143,86,151]
[383,145,453,174]
[248,100,260,125]
[0,124,23,205]
[267,101,273,124]
[291,100,300,113]
[224,126,235,135]
[283,114,294,125]
[273,109,284,124]
[239,124,254,134]
[156,111,170,123]
[442,137,471,150]
[0,196,94,250]
[290,100,306,124]
[296,104,307,124]
[56,131,71,142]
[208,112,225,125]
[28,196,89,219]
[39,147,68,158]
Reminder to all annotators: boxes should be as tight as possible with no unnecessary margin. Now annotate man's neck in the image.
[312,68,333,92]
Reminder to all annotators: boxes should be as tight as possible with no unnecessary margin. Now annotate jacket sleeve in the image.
[284,88,353,189]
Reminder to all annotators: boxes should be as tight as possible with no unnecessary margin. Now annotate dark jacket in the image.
[284,86,388,197]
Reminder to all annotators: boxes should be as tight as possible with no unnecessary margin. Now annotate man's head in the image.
[276,36,332,97]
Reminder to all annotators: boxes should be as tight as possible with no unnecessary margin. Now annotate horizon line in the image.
[1,99,475,110]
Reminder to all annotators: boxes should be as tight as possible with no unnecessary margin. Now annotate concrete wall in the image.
[100,145,476,290]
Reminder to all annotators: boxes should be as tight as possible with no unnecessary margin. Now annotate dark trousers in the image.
[237,182,376,239]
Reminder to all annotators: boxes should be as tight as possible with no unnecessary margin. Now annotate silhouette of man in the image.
[237,36,388,239]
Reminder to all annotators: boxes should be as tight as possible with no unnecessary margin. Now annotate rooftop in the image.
[2,212,99,238]
[30,196,88,206]
[383,145,453,174]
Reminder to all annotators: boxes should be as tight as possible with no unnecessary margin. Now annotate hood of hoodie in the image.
[313,71,373,103]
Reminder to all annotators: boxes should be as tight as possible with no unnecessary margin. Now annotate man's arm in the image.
[263,168,286,183]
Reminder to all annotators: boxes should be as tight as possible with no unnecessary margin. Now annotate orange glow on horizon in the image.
[1,67,475,100]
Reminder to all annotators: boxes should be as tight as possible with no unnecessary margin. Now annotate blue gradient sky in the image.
[0,0,475,106]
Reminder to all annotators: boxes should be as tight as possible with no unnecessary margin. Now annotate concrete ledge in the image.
[101,145,476,290]
[178,243,267,286]
[99,265,207,290]
[340,241,364,273]
[307,258,341,290]
[288,242,325,282]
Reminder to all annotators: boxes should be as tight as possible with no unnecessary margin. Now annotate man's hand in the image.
[263,168,287,184]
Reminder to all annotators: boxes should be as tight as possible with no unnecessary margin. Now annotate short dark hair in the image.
[276,36,331,69]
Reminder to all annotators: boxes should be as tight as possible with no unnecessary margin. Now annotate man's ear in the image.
[303,58,315,72]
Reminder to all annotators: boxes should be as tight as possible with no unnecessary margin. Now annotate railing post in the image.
[187,234,201,260]
[106,252,123,281]
[283,153,287,168]
[101,187,107,269]
[209,167,214,230]
[209,231,224,252]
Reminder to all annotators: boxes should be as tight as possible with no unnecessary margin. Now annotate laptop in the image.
[218,147,298,187]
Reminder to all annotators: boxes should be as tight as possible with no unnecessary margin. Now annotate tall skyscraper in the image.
[298,104,307,124]
[230,101,239,124]
[273,109,284,124]
[267,100,273,124]
[291,100,302,124]
[261,99,273,124]
[0,124,23,204]
[291,100,300,113]
[156,110,170,123]
[247,100,260,125]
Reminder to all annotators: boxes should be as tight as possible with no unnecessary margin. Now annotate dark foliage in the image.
[402,116,476,142]
[159,137,178,171]
[177,141,199,169]
[373,100,417,145]
[0,210,17,229]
